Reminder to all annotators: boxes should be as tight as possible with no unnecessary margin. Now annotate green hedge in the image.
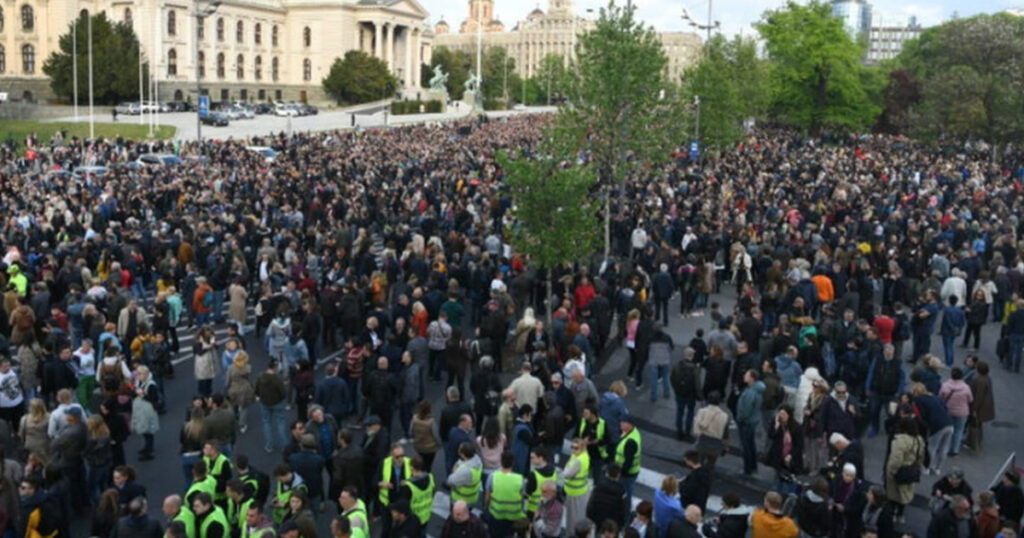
[390,100,443,115]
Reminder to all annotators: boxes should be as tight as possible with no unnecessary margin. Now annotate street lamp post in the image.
[681,0,719,165]
[87,12,94,139]
[72,17,78,122]
[194,0,221,142]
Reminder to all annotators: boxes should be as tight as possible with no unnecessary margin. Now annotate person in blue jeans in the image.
[670,348,700,439]
[1006,298,1024,372]
[939,295,966,366]
[912,291,940,362]
[254,360,289,453]
[647,326,674,401]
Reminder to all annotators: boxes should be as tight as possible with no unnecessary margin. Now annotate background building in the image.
[867,16,922,64]
[433,0,701,82]
[0,0,433,103]
[831,0,872,39]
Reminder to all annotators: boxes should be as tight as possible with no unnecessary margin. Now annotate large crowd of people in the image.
[0,116,1018,538]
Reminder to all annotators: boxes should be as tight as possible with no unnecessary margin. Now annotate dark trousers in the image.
[141,433,155,456]
[867,393,892,432]
[962,323,982,349]
[655,297,669,326]
[429,349,444,380]
[675,397,696,437]
[198,378,213,397]
[739,423,758,474]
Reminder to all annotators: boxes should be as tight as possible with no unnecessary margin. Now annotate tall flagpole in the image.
[88,12,94,139]
[72,17,78,122]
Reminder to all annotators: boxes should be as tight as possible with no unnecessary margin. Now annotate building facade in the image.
[866,16,922,64]
[0,0,433,103]
[433,0,701,83]
[831,0,872,39]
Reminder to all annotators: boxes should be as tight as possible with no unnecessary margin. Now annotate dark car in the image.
[253,103,273,115]
[299,104,319,116]
[168,101,195,112]
[200,112,229,126]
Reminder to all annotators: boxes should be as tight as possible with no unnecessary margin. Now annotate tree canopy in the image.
[682,34,767,147]
[322,50,398,105]
[756,0,880,133]
[42,12,144,105]
[430,46,472,99]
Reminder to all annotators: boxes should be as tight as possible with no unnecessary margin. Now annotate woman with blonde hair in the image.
[84,414,113,502]
[132,365,161,461]
[225,350,255,434]
[18,398,48,459]
[654,475,684,537]
[513,307,538,354]
[180,409,205,486]
[194,325,218,396]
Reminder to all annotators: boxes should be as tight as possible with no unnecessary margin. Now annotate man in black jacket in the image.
[679,451,712,513]
[585,463,628,529]
[332,429,366,506]
[111,496,163,538]
[927,495,978,538]
[362,357,397,432]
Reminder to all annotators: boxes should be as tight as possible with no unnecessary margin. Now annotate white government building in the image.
[433,0,702,82]
[0,0,434,103]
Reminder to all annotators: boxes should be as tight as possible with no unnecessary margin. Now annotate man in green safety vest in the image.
[241,504,276,538]
[192,492,230,538]
[446,442,482,506]
[234,454,270,509]
[225,479,254,537]
[162,494,196,538]
[615,414,642,500]
[485,451,526,538]
[578,404,609,478]
[562,438,592,532]
[338,486,369,536]
[203,442,234,509]
[401,456,435,534]
[330,515,367,538]
[186,461,219,507]
[376,442,412,535]
[271,463,306,524]
[524,448,556,517]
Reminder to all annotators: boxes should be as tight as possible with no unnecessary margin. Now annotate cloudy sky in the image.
[425,0,1017,38]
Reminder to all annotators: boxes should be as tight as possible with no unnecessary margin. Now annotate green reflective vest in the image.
[488,471,525,521]
[227,496,252,536]
[564,452,591,497]
[198,505,230,538]
[204,453,232,501]
[378,457,413,506]
[450,462,482,504]
[578,417,608,458]
[273,479,306,524]
[526,468,557,513]
[186,476,217,506]
[349,527,368,538]
[344,498,369,534]
[173,507,196,538]
[614,427,642,476]
[405,474,435,526]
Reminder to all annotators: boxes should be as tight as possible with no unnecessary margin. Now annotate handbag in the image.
[894,438,922,484]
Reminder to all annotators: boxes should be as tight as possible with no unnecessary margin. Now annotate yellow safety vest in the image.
[273,479,306,523]
[488,471,525,521]
[227,496,252,536]
[450,462,482,504]
[564,452,591,497]
[526,468,557,513]
[204,453,232,501]
[173,507,196,538]
[615,427,642,476]
[578,417,608,458]
[198,505,229,538]
[186,476,217,506]
[344,498,369,534]
[378,457,413,506]
[405,474,435,526]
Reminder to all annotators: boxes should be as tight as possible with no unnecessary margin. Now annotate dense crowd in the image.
[0,116,1018,538]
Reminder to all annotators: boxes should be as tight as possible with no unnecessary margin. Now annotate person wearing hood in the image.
[736,369,764,475]
[774,346,803,390]
[110,495,162,538]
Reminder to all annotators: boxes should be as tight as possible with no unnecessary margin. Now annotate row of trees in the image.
[428,46,571,106]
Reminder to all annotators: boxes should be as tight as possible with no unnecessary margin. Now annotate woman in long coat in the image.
[194,326,218,397]
[967,360,995,450]
[225,351,255,434]
[885,417,925,524]
[228,280,249,331]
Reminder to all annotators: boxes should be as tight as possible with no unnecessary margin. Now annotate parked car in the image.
[137,153,183,167]
[114,102,140,115]
[246,146,278,163]
[234,106,255,119]
[167,101,195,112]
[298,104,319,116]
[200,112,229,126]
[274,104,299,117]
[252,103,273,115]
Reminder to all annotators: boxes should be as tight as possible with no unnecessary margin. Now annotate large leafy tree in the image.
[756,0,879,133]
[551,1,687,258]
[322,50,397,105]
[43,12,144,104]
[479,47,522,103]
[502,151,601,323]
[896,14,1024,152]
[533,54,571,104]
[430,46,472,99]
[683,34,767,147]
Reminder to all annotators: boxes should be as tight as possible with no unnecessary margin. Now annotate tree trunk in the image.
[603,183,611,261]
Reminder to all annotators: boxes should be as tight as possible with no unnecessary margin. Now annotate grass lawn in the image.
[0,120,175,147]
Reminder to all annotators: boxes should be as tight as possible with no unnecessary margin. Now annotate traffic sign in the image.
[690,141,700,159]
[198,95,210,118]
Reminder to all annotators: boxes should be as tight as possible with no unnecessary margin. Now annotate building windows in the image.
[167,10,176,35]
[216,17,224,41]
[272,25,278,47]
[216,52,225,78]
[220,88,228,101]
[198,51,205,78]
[167,48,177,76]
[21,44,33,73]
[0,46,5,73]
[254,55,262,80]
[236,54,243,79]
[303,26,310,47]
[302,58,311,81]
[254,23,261,45]
[20,5,33,31]
[197,18,204,40]
[123,7,131,23]
[271,56,278,81]
[274,89,281,101]
[1,7,5,32]
[258,89,265,100]
[236,21,243,43]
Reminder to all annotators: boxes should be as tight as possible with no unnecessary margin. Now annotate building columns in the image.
[374,22,382,59]
[405,27,414,87]
[384,23,393,70]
